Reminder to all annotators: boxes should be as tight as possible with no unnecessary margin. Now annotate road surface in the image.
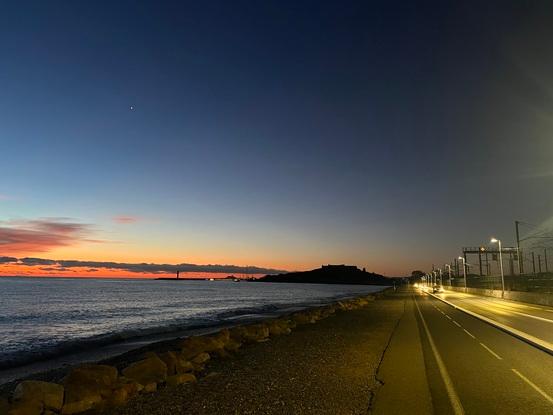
[374,288,553,414]
[433,289,553,346]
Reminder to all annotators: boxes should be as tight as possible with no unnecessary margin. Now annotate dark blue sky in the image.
[1,1,553,275]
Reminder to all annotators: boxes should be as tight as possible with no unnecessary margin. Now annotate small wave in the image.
[0,288,386,371]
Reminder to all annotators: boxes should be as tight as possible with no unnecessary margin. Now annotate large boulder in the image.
[7,399,43,415]
[159,351,179,375]
[62,364,118,413]
[13,381,64,412]
[175,356,194,374]
[267,319,292,336]
[122,355,167,385]
[230,324,269,343]
[166,373,197,387]
[180,335,225,360]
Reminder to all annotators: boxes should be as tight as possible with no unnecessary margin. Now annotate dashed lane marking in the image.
[453,320,462,328]
[512,369,553,405]
[463,329,475,339]
[479,342,502,360]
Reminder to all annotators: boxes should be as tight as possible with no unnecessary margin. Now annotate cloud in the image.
[0,256,17,264]
[7,257,286,275]
[0,218,96,254]
[113,215,139,224]
[19,257,58,266]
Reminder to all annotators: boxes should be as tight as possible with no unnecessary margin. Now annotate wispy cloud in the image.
[8,257,285,275]
[0,218,97,254]
[113,215,140,224]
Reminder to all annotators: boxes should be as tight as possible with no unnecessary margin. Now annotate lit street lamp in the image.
[491,237,505,298]
[458,256,467,292]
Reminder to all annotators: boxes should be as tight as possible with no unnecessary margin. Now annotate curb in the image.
[425,291,553,357]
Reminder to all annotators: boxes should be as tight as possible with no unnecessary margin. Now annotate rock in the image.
[63,364,118,409]
[268,320,291,336]
[191,352,210,365]
[291,312,311,325]
[105,382,140,407]
[232,324,269,343]
[224,339,242,352]
[61,399,96,415]
[175,357,194,374]
[13,380,64,412]
[166,373,197,386]
[122,356,167,385]
[180,335,225,360]
[142,383,157,393]
[7,400,43,415]
[159,351,179,375]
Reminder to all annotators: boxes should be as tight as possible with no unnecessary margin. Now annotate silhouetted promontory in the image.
[255,264,390,285]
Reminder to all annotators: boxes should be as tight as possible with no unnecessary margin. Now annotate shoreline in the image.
[0,289,388,393]
[0,289,396,414]
[0,284,388,384]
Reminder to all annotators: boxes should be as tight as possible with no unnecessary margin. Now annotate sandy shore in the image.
[98,291,405,415]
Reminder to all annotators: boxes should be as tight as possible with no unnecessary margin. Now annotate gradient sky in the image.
[2,1,553,277]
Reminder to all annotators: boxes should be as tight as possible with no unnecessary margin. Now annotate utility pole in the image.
[515,220,523,274]
[538,254,542,274]
[532,252,536,275]
[545,248,549,273]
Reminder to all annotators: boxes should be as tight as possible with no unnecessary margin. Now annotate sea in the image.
[0,277,387,383]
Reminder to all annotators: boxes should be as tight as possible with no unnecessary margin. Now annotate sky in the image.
[1,1,553,278]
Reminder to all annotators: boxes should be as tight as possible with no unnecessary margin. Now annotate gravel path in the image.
[102,294,405,415]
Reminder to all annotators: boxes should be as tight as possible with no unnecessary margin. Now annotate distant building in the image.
[321,264,360,272]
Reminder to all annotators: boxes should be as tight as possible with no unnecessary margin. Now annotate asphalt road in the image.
[414,290,553,414]
[432,289,553,346]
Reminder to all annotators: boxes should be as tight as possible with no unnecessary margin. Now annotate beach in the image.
[0,288,418,414]
[98,289,406,415]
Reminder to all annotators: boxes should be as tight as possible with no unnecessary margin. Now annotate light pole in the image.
[491,237,505,298]
[458,256,467,292]
[445,264,452,286]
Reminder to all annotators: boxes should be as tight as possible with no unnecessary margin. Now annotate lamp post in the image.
[458,256,467,292]
[445,264,452,286]
[491,237,505,298]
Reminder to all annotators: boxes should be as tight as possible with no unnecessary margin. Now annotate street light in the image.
[458,256,467,292]
[491,237,505,298]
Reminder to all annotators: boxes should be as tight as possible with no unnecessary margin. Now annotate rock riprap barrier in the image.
[2,295,376,415]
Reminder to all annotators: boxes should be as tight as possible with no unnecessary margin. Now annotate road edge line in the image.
[426,292,553,357]
[414,296,465,415]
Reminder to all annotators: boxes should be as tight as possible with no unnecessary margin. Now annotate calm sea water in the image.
[0,277,386,371]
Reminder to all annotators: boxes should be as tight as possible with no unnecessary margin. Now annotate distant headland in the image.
[255,264,390,285]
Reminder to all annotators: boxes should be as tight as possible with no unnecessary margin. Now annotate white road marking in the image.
[463,329,475,339]
[453,320,462,328]
[445,314,452,320]
[479,342,502,360]
[512,369,553,405]
[414,297,465,415]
